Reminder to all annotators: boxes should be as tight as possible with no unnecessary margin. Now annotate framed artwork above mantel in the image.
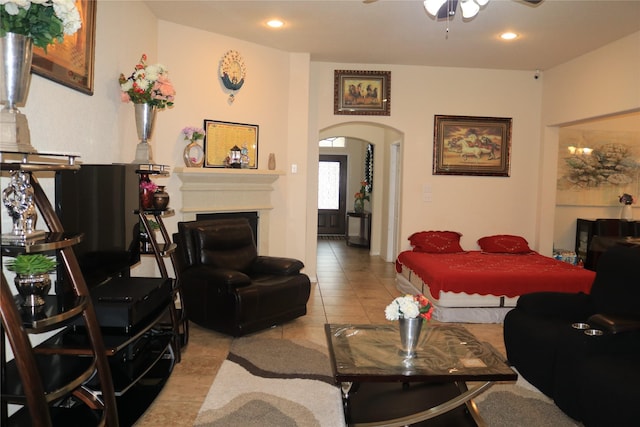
[203,119,259,168]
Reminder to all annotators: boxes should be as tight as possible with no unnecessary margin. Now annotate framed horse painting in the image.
[432,115,512,177]
[334,70,391,116]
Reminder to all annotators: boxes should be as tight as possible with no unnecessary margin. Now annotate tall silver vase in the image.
[134,103,157,163]
[0,32,36,152]
[399,317,423,358]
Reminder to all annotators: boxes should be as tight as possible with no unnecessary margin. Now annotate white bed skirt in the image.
[395,273,515,324]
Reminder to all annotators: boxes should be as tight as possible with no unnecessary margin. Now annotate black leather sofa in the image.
[174,218,311,336]
[503,244,640,426]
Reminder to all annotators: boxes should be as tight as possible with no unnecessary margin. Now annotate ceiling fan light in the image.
[475,0,489,6]
[424,0,447,17]
[460,0,480,18]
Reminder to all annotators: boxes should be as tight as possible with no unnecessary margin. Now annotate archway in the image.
[318,122,404,261]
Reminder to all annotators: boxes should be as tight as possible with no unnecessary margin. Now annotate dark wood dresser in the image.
[575,218,640,270]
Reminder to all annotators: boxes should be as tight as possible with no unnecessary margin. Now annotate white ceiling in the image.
[144,0,640,71]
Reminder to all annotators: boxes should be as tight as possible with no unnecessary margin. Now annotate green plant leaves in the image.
[6,254,57,275]
[1,4,65,50]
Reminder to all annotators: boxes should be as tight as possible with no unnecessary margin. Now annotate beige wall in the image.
[553,112,640,251]
[311,62,544,272]
[154,21,306,265]
[19,1,157,161]
[538,32,640,254]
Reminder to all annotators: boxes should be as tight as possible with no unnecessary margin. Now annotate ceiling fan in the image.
[364,0,544,20]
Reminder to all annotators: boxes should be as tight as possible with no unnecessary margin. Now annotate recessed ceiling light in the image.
[500,32,518,40]
[267,19,284,29]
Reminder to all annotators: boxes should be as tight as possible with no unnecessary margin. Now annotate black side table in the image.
[346,211,371,248]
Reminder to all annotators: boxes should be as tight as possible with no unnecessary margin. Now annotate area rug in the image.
[193,337,346,427]
[194,337,581,427]
[475,372,583,427]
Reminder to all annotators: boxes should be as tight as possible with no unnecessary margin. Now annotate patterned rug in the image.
[194,337,580,427]
[317,235,345,240]
[474,372,582,427]
[193,337,346,427]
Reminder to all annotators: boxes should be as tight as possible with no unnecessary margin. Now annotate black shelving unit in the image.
[1,152,119,427]
[575,218,640,270]
[136,165,189,355]
[346,211,372,248]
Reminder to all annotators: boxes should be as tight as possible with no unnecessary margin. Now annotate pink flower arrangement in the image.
[140,180,158,192]
[119,54,175,109]
[182,126,205,143]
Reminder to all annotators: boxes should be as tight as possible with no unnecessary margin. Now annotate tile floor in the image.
[134,239,505,426]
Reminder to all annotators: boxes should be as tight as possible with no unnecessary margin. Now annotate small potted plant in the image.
[6,254,57,308]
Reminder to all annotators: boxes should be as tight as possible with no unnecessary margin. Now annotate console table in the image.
[346,211,371,248]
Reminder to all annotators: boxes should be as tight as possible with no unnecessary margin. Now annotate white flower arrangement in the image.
[385,294,434,321]
[1,0,81,50]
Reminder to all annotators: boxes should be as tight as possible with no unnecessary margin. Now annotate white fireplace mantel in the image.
[174,167,284,252]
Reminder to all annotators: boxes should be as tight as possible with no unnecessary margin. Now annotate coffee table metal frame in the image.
[325,323,517,427]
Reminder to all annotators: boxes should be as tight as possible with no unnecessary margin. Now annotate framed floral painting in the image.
[31,0,97,95]
[556,126,640,206]
[432,115,512,177]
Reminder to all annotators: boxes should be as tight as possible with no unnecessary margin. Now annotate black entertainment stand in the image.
[1,157,182,426]
[575,218,640,270]
[43,275,177,426]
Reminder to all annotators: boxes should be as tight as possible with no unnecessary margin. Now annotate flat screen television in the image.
[55,164,140,291]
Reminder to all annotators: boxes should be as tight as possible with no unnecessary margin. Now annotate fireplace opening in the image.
[196,211,259,244]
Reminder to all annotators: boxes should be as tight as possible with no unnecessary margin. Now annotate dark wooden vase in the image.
[153,186,169,210]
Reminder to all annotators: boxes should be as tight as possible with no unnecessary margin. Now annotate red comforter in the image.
[396,251,595,299]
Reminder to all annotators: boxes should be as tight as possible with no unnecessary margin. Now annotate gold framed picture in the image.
[203,119,259,168]
[334,70,391,116]
[433,115,512,177]
[31,0,96,95]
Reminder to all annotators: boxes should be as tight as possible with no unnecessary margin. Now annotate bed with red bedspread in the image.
[395,232,596,323]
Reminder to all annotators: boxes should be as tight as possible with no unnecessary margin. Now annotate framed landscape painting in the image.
[432,115,512,177]
[31,0,97,95]
[334,70,391,116]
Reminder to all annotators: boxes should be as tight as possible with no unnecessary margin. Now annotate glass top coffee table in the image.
[325,323,517,426]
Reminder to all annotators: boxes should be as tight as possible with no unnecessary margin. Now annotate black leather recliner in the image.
[174,218,311,336]
[503,244,640,427]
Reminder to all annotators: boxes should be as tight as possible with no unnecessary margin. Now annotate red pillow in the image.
[478,235,532,254]
[408,231,465,253]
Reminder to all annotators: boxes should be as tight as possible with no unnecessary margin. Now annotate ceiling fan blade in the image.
[521,0,544,3]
